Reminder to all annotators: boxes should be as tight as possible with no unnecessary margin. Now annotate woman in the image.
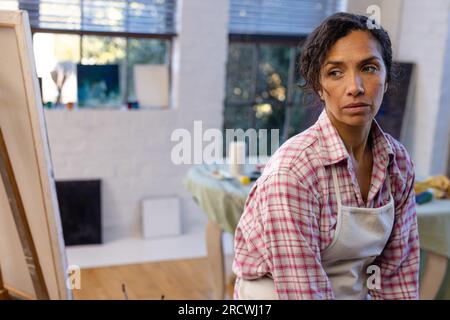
[232,12,420,300]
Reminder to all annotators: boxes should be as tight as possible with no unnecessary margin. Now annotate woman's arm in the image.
[260,169,334,299]
[369,161,420,300]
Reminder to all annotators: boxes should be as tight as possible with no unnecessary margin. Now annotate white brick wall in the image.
[44,0,230,242]
[395,0,450,176]
[429,8,450,175]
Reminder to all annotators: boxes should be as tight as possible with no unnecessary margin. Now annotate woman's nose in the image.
[346,73,365,96]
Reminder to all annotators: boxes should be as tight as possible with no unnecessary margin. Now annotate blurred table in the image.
[184,163,254,299]
[416,199,450,299]
[184,163,252,234]
[185,163,450,300]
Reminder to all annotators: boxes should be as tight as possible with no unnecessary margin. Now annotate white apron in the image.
[237,164,395,300]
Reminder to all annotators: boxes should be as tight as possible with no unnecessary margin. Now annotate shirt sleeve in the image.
[369,160,420,300]
[259,169,334,299]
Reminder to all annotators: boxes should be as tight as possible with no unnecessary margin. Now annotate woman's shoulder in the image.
[383,132,414,172]
[382,132,415,198]
[260,125,324,184]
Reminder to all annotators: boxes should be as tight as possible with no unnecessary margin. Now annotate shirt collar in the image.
[315,108,395,166]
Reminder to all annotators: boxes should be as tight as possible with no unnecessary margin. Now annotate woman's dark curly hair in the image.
[299,12,394,97]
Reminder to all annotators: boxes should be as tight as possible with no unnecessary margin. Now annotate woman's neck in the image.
[326,109,372,163]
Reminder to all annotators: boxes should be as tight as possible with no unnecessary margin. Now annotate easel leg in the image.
[0,265,10,300]
[226,234,236,300]
[0,128,49,299]
[206,219,225,300]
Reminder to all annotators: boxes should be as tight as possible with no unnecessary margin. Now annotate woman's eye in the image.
[363,65,378,73]
[328,70,342,77]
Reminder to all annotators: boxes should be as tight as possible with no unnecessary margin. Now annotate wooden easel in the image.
[0,264,10,300]
[0,128,49,300]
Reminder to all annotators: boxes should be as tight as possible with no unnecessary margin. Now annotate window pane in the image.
[33,33,80,105]
[226,43,255,103]
[80,36,126,108]
[127,38,169,102]
[224,42,310,150]
[223,44,287,156]
[257,44,290,104]
[82,36,126,64]
[0,0,18,10]
[223,104,252,131]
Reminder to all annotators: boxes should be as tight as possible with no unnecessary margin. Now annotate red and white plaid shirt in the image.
[233,109,420,300]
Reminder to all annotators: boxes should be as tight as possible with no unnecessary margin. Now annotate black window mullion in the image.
[282,47,297,142]
[81,0,85,32]
[167,39,173,107]
[124,37,129,104]
[125,0,130,35]
[165,0,174,33]
[80,34,83,63]
[249,43,259,129]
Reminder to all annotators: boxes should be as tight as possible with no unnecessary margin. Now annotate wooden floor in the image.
[72,256,235,300]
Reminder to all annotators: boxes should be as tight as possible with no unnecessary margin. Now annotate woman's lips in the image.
[343,104,371,113]
[343,103,371,108]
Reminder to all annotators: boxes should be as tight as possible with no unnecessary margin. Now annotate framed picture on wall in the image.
[77,64,121,108]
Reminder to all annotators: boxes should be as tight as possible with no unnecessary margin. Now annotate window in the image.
[225,0,345,146]
[224,41,305,144]
[33,33,80,104]
[79,36,126,107]
[127,38,169,102]
[1,0,176,108]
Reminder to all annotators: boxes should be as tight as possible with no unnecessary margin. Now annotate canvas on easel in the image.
[0,10,71,300]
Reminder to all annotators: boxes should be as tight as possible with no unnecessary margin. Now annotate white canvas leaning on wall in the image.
[142,197,181,239]
[134,64,170,109]
[0,10,71,300]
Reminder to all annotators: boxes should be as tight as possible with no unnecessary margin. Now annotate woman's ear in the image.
[384,82,389,93]
[317,89,324,101]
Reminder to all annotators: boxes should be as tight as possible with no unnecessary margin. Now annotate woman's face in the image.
[318,30,388,128]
